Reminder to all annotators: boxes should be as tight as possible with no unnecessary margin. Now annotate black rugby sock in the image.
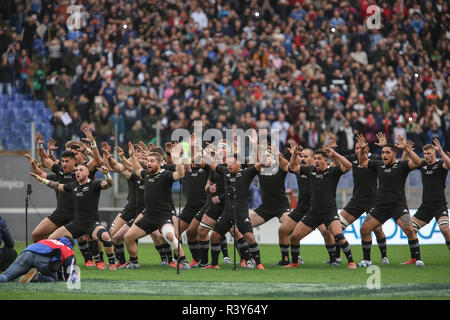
[199,240,210,265]
[408,239,421,260]
[188,241,199,261]
[326,245,337,263]
[155,245,166,260]
[290,244,300,264]
[210,242,221,266]
[89,240,101,263]
[446,241,450,250]
[248,243,261,265]
[362,240,372,261]
[237,238,249,261]
[340,241,354,263]
[279,244,290,263]
[78,240,92,263]
[335,244,341,259]
[130,256,138,264]
[107,253,116,265]
[220,236,229,258]
[376,237,387,258]
[114,243,126,264]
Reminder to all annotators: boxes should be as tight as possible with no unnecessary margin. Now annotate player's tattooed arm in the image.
[433,138,450,170]
[99,166,114,189]
[29,172,64,191]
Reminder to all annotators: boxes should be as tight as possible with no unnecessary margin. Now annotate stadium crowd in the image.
[0,0,449,156]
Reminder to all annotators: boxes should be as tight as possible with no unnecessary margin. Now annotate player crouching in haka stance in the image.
[356,135,425,267]
[286,144,357,269]
[30,164,118,270]
[122,143,190,270]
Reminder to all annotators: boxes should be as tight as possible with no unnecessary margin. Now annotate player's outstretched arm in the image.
[99,166,114,189]
[405,145,421,169]
[287,141,303,173]
[104,148,132,179]
[171,143,185,181]
[25,154,48,178]
[433,138,450,170]
[356,134,369,167]
[324,145,352,173]
[129,142,144,178]
[36,132,54,169]
[114,146,133,171]
[82,127,103,170]
[29,172,65,192]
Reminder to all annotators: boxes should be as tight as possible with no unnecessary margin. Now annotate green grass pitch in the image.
[1,242,449,300]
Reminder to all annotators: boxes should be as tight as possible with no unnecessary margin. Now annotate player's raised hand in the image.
[81,127,95,143]
[101,142,111,153]
[139,141,149,153]
[128,142,135,157]
[29,172,42,181]
[165,141,173,153]
[171,142,183,164]
[35,132,43,145]
[375,132,387,147]
[114,146,125,157]
[327,132,338,149]
[24,154,34,163]
[47,138,58,151]
[356,133,368,149]
[432,138,443,152]
[322,144,334,156]
[287,140,297,155]
[395,135,408,150]
[99,165,109,175]
[103,149,112,160]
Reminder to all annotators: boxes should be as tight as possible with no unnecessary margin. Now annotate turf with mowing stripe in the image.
[0,242,449,300]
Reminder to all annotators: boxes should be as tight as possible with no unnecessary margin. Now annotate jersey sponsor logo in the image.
[63,175,73,179]
[384,168,392,173]
[424,170,434,175]
[75,192,84,197]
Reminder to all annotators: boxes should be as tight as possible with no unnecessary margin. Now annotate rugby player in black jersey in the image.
[337,133,390,265]
[197,141,249,267]
[171,135,212,267]
[29,164,118,270]
[356,135,424,267]
[287,144,357,269]
[35,129,105,267]
[120,144,177,265]
[248,131,291,229]
[122,143,190,269]
[411,139,450,252]
[99,143,145,265]
[278,143,337,267]
[204,148,275,270]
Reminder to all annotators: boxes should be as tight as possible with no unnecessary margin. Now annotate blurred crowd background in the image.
[0,0,449,157]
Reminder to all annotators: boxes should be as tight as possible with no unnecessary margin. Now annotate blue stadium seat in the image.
[11,87,20,95]
[22,93,32,101]
[43,108,53,118]
[13,93,23,104]
[0,94,8,104]
[34,100,46,110]
[22,100,33,110]
[7,101,17,110]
